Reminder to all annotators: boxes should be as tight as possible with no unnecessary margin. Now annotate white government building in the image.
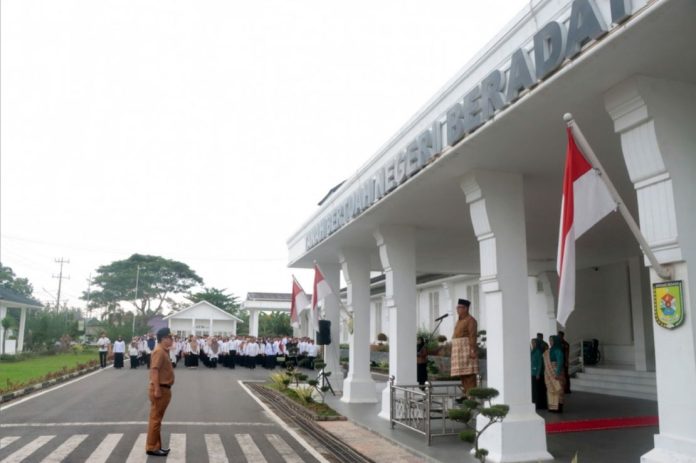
[164,301,243,338]
[286,0,696,461]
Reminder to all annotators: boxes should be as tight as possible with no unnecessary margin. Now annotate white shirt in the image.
[264,343,274,355]
[246,342,260,356]
[308,344,319,356]
[128,345,139,356]
[113,340,126,353]
[97,337,111,352]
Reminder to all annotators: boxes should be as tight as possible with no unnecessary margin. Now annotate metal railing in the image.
[388,376,465,445]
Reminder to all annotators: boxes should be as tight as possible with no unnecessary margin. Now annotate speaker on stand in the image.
[315,320,334,395]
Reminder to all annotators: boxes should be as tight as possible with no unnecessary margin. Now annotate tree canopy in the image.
[83,254,203,317]
[0,263,34,297]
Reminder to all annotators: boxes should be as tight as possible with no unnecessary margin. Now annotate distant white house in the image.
[163,301,243,338]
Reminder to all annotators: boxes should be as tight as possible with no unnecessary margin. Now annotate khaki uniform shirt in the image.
[151,344,175,386]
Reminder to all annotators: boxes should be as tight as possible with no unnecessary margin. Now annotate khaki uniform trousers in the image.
[146,384,172,452]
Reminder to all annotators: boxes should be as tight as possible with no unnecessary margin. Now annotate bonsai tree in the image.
[448,387,509,463]
[437,334,448,343]
[377,332,388,344]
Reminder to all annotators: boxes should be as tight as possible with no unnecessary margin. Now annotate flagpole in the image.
[563,113,672,280]
[313,262,354,333]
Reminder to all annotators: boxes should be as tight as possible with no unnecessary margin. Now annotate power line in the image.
[52,258,70,309]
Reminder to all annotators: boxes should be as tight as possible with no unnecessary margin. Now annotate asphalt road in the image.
[0,360,323,463]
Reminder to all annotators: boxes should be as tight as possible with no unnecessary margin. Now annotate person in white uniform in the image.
[97,332,111,368]
[113,336,126,369]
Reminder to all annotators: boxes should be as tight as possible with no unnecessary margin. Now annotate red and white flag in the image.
[557,128,616,327]
[290,276,310,329]
[312,264,333,330]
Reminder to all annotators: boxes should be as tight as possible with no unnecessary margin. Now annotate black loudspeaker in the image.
[317,320,331,345]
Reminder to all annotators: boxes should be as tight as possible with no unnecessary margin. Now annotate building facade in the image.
[287,0,696,461]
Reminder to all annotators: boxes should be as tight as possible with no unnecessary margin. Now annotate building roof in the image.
[317,180,346,206]
[163,300,244,322]
[245,292,292,302]
[0,287,43,309]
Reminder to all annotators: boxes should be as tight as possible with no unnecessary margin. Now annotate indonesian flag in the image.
[557,128,616,326]
[290,276,310,329]
[312,264,333,330]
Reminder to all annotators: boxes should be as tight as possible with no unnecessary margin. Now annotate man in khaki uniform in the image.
[146,327,175,457]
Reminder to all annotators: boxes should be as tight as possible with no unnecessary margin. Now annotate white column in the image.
[319,262,342,391]
[209,318,213,336]
[461,171,551,462]
[340,248,377,403]
[374,225,417,419]
[605,76,696,462]
[249,310,259,337]
[0,305,6,353]
[628,256,654,372]
[17,307,27,353]
[191,317,196,336]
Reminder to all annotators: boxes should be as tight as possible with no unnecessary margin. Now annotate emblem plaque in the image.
[653,280,685,329]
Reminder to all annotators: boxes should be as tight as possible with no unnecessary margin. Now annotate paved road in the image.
[0,361,323,463]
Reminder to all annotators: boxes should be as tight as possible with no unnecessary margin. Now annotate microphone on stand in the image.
[434,313,449,322]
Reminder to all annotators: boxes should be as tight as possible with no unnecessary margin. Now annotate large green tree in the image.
[258,311,293,337]
[83,254,204,317]
[186,287,240,315]
[0,263,34,297]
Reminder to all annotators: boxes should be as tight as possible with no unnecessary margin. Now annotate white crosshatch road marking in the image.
[0,432,315,462]
[40,434,87,463]
[0,438,19,451]
[85,433,123,463]
[267,433,304,463]
[205,433,229,463]
[0,435,55,463]
[124,433,147,463]
[167,433,186,463]
[236,434,267,463]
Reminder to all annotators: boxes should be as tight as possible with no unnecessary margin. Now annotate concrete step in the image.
[582,366,656,380]
[572,366,657,401]
[576,371,656,387]
[572,380,657,401]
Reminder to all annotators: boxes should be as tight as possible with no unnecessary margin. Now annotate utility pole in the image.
[85,273,92,317]
[52,258,70,310]
[133,266,141,337]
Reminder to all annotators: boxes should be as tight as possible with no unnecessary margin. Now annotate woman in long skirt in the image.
[186,336,200,368]
[129,339,140,369]
[544,335,566,412]
[530,338,547,409]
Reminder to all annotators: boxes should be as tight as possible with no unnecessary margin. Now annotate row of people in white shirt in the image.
[178,336,320,358]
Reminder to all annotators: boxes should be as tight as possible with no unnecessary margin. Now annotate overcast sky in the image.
[1,0,529,310]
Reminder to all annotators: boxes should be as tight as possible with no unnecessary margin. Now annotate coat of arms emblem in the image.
[653,281,685,329]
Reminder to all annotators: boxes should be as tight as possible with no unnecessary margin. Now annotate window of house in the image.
[429,291,440,331]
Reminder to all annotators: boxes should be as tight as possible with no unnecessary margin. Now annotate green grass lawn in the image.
[0,350,99,388]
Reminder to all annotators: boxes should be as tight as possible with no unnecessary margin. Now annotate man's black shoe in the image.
[160,448,170,454]
[146,449,168,457]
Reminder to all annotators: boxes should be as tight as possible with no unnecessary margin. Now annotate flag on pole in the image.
[290,276,310,329]
[312,264,333,330]
[557,128,616,326]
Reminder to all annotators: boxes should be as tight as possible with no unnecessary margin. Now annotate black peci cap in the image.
[157,327,172,342]
[457,298,471,307]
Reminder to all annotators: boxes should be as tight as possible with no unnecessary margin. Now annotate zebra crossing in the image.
[0,431,314,463]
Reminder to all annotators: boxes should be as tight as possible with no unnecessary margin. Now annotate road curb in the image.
[0,365,102,404]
